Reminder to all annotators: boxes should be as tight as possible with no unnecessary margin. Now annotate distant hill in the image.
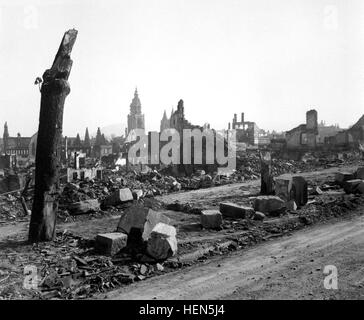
[92,123,127,139]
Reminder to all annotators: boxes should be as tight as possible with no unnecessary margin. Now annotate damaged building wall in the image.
[169,99,196,132]
[285,109,318,150]
[347,114,364,144]
[286,124,305,149]
[317,121,341,144]
[67,167,103,183]
[229,113,259,146]
[170,100,232,175]
[306,109,318,148]
[326,114,364,148]
[147,99,230,175]
[285,111,364,151]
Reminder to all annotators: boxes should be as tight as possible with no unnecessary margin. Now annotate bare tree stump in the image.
[29,29,78,242]
[260,151,274,195]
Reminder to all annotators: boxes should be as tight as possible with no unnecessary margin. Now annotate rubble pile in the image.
[298,193,364,225]
[0,194,28,222]
[1,165,364,300]
[59,181,111,205]
[235,153,310,180]
[0,230,171,300]
[2,150,361,225]
[100,152,342,195]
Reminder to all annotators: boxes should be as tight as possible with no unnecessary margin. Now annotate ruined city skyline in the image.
[0,0,363,137]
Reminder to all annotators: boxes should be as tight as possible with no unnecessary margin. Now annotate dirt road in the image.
[101,209,364,300]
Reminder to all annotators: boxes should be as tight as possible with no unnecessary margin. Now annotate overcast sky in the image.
[0,0,363,138]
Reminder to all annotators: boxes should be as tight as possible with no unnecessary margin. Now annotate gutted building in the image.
[347,114,364,143]
[317,121,341,145]
[326,114,364,148]
[228,113,259,146]
[285,110,318,150]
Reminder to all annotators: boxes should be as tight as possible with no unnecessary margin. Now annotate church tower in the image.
[84,127,91,147]
[127,88,145,134]
[160,110,170,132]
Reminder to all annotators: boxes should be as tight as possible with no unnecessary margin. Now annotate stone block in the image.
[146,223,177,261]
[286,200,297,211]
[68,199,100,215]
[357,181,364,194]
[219,202,254,219]
[253,196,286,216]
[291,176,308,207]
[313,186,323,195]
[253,211,265,221]
[102,188,133,206]
[200,210,223,229]
[95,232,128,256]
[355,167,364,180]
[117,205,149,235]
[335,172,354,185]
[117,204,170,241]
[132,189,144,200]
[143,210,171,241]
[343,179,363,194]
[274,176,292,202]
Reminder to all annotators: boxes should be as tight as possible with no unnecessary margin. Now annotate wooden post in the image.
[260,150,274,195]
[29,29,78,242]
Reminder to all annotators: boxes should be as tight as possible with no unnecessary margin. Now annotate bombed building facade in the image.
[326,114,364,148]
[228,112,260,146]
[285,110,318,150]
[283,110,364,151]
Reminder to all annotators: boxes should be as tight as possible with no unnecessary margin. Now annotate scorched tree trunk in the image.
[29,29,78,242]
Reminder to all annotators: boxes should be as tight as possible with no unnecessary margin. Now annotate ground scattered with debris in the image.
[1,160,363,300]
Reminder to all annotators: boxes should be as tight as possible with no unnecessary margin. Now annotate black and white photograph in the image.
[0,0,363,308]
